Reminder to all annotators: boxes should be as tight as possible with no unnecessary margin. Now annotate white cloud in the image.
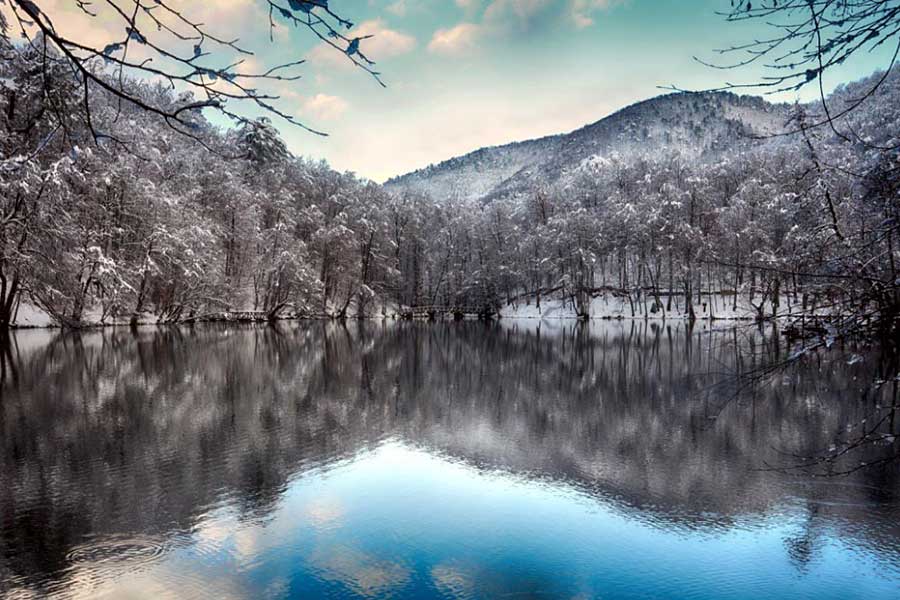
[301,94,350,121]
[434,0,599,56]
[3,0,130,49]
[1,0,284,71]
[234,57,264,76]
[483,0,553,27]
[170,0,265,35]
[308,19,416,69]
[569,0,620,29]
[428,23,483,56]
[450,0,620,32]
[309,544,411,598]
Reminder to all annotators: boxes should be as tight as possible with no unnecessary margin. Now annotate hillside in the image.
[385,91,790,202]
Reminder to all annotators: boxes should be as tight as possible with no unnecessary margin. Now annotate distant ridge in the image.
[385,91,790,202]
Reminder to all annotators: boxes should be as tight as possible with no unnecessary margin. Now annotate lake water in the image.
[1,321,899,599]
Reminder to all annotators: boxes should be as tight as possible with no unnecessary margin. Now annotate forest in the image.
[1,24,899,345]
[2,2,900,596]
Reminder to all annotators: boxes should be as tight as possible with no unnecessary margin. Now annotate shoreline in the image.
[6,312,836,331]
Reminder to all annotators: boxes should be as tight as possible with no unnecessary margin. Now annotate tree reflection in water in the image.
[1,321,898,598]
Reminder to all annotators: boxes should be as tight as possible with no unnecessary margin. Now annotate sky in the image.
[7,0,896,182]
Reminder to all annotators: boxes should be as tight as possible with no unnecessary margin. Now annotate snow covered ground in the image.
[10,291,827,328]
[11,303,56,328]
[499,291,820,321]
[10,303,159,329]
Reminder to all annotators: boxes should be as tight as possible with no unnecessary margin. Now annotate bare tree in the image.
[0,0,385,141]
[690,0,900,473]
[700,0,900,138]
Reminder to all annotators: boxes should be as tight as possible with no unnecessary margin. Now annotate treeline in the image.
[1,40,405,326]
[1,39,898,334]
[401,74,900,332]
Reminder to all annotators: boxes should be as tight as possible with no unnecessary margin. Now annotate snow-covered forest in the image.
[1,33,899,332]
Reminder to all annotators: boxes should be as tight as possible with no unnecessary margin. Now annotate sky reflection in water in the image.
[61,440,900,599]
[41,441,900,599]
[1,322,899,599]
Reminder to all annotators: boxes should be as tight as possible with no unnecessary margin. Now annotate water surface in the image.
[1,322,899,599]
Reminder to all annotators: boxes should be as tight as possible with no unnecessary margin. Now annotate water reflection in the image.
[1,322,899,599]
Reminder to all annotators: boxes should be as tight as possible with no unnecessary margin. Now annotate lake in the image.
[1,321,899,599]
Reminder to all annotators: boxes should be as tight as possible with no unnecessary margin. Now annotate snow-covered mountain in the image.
[385,91,790,202]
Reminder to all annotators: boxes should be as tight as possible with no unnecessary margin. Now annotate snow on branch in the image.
[2,0,385,141]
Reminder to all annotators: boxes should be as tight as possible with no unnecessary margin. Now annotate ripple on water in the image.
[65,533,169,570]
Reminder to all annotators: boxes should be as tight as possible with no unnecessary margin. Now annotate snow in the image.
[500,291,820,321]
[11,302,160,329]
[386,91,790,203]
[10,291,835,328]
[12,303,55,328]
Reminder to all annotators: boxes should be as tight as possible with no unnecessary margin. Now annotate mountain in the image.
[385,91,790,202]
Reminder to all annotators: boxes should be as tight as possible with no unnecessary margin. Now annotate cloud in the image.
[568,0,621,29]
[433,0,612,55]
[483,0,554,28]
[431,564,477,598]
[1,0,285,77]
[307,19,416,69]
[444,0,620,33]
[428,23,484,56]
[428,0,553,57]
[3,0,128,49]
[170,0,265,36]
[309,544,411,598]
[33,0,270,47]
[301,94,350,121]
[304,497,345,528]
[234,57,264,76]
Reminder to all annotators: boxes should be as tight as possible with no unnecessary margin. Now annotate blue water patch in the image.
[130,441,900,600]
[2,323,899,599]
